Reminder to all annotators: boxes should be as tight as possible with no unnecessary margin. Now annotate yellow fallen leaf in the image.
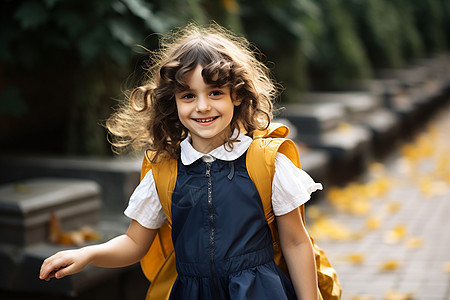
[379,259,400,271]
[406,237,424,249]
[420,176,449,198]
[81,226,101,241]
[401,144,421,162]
[369,162,386,177]
[430,180,448,196]
[371,178,392,197]
[48,213,100,246]
[384,290,414,300]
[308,217,355,241]
[384,225,407,244]
[444,262,450,273]
[346,253,365,264]
[366,216,381,230]
[386,202,402,214]
[349,199,371,215]
[337,122,352,132]
[352,295,375,300]
[306,205,321,220]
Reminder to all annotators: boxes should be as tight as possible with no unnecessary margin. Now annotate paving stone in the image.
[309,99,450,299]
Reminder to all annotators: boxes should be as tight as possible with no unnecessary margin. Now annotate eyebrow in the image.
[176,84,227,93]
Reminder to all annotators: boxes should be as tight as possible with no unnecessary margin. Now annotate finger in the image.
[55,268,65,279]
[40,265,58,281]
[40,255,68,280]
[40,260,53,280]
[55,264,76,279]
[44,270,56,281]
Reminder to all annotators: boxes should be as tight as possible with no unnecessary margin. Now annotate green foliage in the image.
[440,0,450,49]
[14,1,50,29]
[1,0,449,154]
[307,0,372,90]
[5,0,182,68]
[391,0,424,61]
[240,0,323,101]
[344,0,404,69]
[410,0,447,55]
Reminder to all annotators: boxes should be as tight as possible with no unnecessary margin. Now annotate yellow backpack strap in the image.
[247,124,303,224]
[252,123,290,139]
[147,150,178,225]
[139,151,178,300]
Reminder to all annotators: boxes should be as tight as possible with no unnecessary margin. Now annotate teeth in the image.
[196,117,215,123]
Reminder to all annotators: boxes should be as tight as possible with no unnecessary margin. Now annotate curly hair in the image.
[106,23,279,161]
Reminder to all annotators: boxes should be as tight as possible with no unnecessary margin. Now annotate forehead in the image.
[182,65,206,86]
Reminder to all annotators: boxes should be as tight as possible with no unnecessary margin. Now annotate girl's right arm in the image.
[39,220,157,281]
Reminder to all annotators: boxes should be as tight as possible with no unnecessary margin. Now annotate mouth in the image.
[193,116,219,124]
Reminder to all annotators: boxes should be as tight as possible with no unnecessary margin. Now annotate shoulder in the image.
[248,137,300,168]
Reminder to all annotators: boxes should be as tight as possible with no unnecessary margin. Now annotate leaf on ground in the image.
[386,202,402,214]
[346,253,365,264]
[351,295,375,300]
[379,260,401,271]
[306,205,322,220]
[384,290,414,300]
[384,225,407,244]
[308,217,356,241]
[48,213,100,246]
[406,237,424,249]
[444,262,450,273]
[366,216,381,230]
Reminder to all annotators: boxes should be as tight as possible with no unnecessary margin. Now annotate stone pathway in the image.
[307,103,450,300]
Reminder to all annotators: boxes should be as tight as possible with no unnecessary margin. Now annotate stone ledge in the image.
[0,156,142,215]
[0,178,101,247]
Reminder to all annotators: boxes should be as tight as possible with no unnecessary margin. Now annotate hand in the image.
[39,247,92,281]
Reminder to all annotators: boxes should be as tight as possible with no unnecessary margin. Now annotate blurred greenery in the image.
[0,0,449,155]
[307,0,372,91]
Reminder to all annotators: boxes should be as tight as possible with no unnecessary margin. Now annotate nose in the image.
[196,95,211,112]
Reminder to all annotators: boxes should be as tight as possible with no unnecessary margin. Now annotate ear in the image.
[233,97,242,106]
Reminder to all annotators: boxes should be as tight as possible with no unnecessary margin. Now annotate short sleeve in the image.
[272,152,323,216]
[124,169,167,229]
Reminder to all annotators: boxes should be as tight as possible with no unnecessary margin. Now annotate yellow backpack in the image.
[139,124,341,300]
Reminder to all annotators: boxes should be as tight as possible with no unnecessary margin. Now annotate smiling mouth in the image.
[193,116,219,123]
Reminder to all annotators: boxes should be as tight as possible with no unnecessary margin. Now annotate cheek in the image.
[175,103,190,125]
[224,102,236,118]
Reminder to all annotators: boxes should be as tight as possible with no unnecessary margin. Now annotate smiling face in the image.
[175,64,241,153]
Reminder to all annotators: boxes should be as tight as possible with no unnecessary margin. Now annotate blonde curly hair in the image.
[106,23,279,161]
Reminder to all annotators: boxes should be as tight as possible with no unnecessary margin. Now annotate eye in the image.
[181,93,195,100]
[210,90,224,97]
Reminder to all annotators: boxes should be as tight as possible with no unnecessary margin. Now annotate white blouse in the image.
[124,132,323,229]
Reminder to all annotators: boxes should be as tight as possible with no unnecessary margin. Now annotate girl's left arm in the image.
[277,208,318,300]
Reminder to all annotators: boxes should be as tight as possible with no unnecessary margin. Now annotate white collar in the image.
[180,130,253,165]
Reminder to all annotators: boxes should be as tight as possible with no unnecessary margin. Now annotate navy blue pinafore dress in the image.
[168,152,297,300]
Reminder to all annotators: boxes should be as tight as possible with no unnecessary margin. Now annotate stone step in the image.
[0,156,142,215]
[0,178,101,247]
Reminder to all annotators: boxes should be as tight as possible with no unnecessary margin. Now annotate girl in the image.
[40,23,321,300]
